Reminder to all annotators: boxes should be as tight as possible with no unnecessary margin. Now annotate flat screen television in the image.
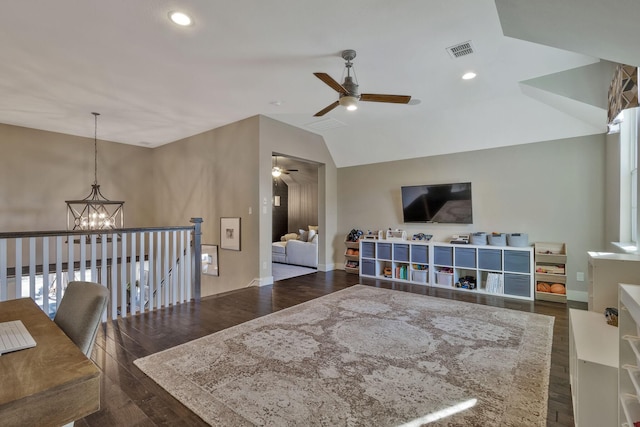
[401,182,473,224]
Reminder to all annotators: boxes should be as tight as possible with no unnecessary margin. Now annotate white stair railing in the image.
[0,218,202,320]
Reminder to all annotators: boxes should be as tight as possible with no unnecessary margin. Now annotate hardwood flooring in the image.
[76,270,581,426]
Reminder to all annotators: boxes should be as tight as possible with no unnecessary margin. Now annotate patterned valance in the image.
[608,64,638,124]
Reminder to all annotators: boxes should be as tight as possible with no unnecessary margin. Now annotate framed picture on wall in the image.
[220,217,241,251]
[201,244,219,276]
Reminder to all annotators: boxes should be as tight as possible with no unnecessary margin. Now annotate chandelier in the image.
[66,112,124,231]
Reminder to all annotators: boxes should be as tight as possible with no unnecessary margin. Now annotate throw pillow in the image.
[308,225,318,232]
[307,229,317,242]
[298,229,309,242]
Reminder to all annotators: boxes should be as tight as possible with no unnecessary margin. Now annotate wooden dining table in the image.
[0,298,101,427]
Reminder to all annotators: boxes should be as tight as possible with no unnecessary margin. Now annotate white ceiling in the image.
[0,0,637,167]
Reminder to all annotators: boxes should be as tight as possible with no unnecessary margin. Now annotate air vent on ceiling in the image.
[306,118,346,131]
[446,41,475,59]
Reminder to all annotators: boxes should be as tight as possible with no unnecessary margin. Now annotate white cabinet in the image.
[360,240,533,300]
[569,309,618,427]
[588,252,640,313]
[619,284,640,426]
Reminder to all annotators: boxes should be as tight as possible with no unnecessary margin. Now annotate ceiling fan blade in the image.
[287,169,299,172]
[314,73,347,94]
[360,94,412,104]
[314,101,340,117]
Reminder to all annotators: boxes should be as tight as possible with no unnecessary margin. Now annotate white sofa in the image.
[272,231,318,268]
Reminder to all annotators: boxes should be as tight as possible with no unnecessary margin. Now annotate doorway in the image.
[271,154,320,280]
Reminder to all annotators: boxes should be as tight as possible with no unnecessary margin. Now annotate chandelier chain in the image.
[92,112,99,186]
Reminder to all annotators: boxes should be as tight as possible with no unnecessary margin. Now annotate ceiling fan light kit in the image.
[339,95,358,111]
[313,49,412,117]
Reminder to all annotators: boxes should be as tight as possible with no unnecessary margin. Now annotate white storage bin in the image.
[507,233,529,247]
[488,233,506,246]
[412,270,427,283]
[436,272,453,286]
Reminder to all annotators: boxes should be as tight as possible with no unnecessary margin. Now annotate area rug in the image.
[134,285,554,426]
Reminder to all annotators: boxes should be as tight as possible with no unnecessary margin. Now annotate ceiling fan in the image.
[272,156,298,177]
[313,49,412,117]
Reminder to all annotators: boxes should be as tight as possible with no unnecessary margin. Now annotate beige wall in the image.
[0,116,337,298]
[258,116,338,274]
[337,134,607,300]
[0,123,154,232]
[152,117,260,296]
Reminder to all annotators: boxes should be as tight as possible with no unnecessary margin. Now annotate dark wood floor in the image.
[76,270,582,426]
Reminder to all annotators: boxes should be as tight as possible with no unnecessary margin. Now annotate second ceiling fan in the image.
[272,156,298,177]
[313,49,412,117]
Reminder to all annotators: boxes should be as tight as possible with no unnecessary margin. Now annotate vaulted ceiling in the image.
[0,0,637,167]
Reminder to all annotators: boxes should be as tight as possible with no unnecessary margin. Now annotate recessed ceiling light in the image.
[169,11,193,26]
[462,72,477,80]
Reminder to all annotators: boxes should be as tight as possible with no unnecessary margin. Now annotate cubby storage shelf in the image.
[619,284,640,426]
[359,240,534,301]
[344,238,361,275]
[534,242,567,303]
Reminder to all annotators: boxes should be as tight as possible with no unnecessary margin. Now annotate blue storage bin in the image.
[361,259,376,276]
[411,245,429,264]
[504,273,531,298]
[378,243,392,260]
[434,246,453,266]
[394,244,410,262]
[478,249,502,270]
[361,242,375,258]
[455,247,476,268]
[504,250,530,273]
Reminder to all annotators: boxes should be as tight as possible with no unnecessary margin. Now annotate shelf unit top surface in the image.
[621,284,640,324]
[588,251,640,262]
[569,308,618,366]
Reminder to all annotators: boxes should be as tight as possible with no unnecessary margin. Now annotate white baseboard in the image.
[318,263,335,272]
[567,290,588,303]
[250,277,273,287]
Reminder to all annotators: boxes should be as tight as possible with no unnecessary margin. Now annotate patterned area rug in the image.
[134,285,554,426]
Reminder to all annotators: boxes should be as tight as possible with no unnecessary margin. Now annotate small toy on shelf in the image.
[412,233,432,241]
[346,229,363,242]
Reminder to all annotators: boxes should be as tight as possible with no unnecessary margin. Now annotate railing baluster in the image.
[15,239,22,298]
[120,233,128,317]
[100,234,108,321]
[55,237,62,306]
[130,232,137,314]
[172,230,177,306]
[67,238,74,285]
[111,233,118,320]
[164,231,169,307]
[156,232,162,309]
[139,232,145,313]
[179,230,185,303]
[42,237,49,315]
[90,235,97,282]
[186,232,192,301]
[148,231,155,311]
[29,237,36,299]
[80,240,86,282]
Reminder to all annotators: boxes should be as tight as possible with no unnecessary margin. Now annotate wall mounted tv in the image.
[401,182,473,224]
